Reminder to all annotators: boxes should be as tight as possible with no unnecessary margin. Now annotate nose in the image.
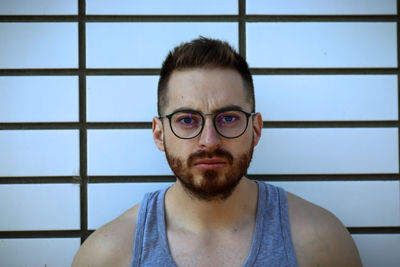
[198,116,222,150]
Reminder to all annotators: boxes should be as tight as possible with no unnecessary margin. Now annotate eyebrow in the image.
[171,104,246,114]
[213,105,245,113]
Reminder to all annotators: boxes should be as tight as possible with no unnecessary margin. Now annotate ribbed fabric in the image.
[131,181,298,267]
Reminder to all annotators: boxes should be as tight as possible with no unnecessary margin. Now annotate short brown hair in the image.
[157,37,254,115]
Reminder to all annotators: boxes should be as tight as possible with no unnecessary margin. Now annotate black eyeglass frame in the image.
[159,109,256,140]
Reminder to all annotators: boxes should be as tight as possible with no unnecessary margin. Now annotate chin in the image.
[178,170,244,202]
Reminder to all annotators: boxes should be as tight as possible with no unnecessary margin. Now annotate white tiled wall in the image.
[0,0,77,15]
[353,234,400,267]
[87,129,172,175]
[0,184,80,230]
[0,23,78,68]
[0,76,79,122]
[247,22,397,68]
[250,128,399,174]
[270,181,400,227]
[86,0,238,15]
[254,75,398,121]
[88,182,172,229]
[246,0,396,15]
[0,238,80,267]
[86,22,238,68]
[86,76,158,122]
[0,130,80,177]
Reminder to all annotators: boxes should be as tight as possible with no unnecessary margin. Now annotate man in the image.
[73,37,362,266]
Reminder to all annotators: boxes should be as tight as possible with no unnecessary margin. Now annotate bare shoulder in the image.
[72,203,140,267]
[286,192,362,267]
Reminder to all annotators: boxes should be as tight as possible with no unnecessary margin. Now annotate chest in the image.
[166,227,255,267]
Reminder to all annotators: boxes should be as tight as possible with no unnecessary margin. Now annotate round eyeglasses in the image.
[159,109,255,139]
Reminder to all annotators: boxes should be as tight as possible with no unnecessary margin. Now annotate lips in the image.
[187,148,234,170]
[193,158,227,170]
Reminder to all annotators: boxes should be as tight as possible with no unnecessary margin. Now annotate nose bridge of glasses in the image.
[198,113,215,126]
[201,113,220,135]
[202,112,215,120]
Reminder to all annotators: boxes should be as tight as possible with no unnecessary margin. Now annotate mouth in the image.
[193,158,227,171]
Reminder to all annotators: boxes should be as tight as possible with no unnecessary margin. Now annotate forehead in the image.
[165,68,249,113]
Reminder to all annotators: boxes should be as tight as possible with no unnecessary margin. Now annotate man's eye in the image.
[218,114,240,124]
[175,115,200,126]
[181,117,195,124]
[222,115,236,123]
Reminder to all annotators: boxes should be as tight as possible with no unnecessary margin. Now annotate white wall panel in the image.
[0,23,78,68]
[0,238,80,267]
[250,128,398,174]
[247,23,397,68]
[86,22,238,68]
[0,76,79,122]
[254,75,398,121]
[0,130,80,177]
[0,0,77,15]
[247,0,396,15]
[0,184,80,230]
[88,182,172,229]
[87,0,237,14]
[270,181,400,227]
[87,76,158,122]
[88,129,171,175]
[353,234,400,267]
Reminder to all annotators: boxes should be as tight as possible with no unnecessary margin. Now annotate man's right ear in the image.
[153,116,165,151]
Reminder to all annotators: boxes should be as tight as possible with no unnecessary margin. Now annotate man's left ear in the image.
[252,112,263,147]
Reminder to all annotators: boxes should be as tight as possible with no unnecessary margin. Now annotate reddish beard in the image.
[165,145,254,201]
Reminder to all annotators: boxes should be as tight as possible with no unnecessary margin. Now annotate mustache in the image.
[187,148,234,166]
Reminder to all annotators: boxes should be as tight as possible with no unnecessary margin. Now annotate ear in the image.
[153,116,165,151]
[252,112,263,147]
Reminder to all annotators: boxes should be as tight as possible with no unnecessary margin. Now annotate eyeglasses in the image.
[159,109,255,139]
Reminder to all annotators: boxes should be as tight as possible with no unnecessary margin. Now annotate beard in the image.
[165,142,254,202]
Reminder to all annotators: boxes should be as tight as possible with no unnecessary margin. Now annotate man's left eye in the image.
[219,114,240,124]
[222,115,235,122]
[182,117,194,124]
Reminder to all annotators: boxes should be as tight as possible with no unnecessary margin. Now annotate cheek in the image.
[233,132,254,150]
[164,134,193,157]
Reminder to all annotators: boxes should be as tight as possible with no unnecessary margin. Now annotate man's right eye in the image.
[181,117,194,124]
[175,114,200,127]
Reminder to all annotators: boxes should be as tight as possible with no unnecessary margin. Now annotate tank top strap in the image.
[131,187,176,267]
[246,181,298,267]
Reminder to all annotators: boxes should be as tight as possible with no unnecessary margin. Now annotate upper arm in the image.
[72,204,140,267]
[287,193,362,267]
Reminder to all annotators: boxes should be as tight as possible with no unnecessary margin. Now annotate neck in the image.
[164,177,258,233]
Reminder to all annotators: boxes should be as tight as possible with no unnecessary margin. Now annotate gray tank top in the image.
[131,181,298,267]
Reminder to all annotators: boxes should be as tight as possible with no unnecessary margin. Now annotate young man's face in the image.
[153,67,262,201]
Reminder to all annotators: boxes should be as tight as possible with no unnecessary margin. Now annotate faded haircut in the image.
[157,37,254,115]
